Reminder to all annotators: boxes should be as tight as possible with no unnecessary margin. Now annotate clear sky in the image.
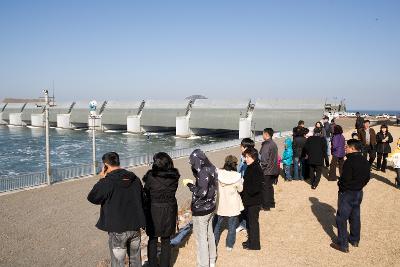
[0,0,399,110]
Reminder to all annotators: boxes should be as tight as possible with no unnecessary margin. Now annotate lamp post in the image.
[89,100,99,175]
[44,90,51,185]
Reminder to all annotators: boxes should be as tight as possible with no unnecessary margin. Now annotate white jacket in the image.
[216,169,244,217]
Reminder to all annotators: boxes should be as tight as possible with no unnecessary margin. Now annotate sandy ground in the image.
[1,118,399,266]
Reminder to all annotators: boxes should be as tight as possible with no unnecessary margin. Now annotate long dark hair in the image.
[152,152,174,172]
[380,124,388,136]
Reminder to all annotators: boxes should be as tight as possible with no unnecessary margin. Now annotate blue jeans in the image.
[214,215,239,248]
[336,191,363,249]
[293,157,304,180]
[283,164,292,180]
[108,231,142,267]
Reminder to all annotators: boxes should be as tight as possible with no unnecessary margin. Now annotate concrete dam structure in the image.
[0,98,324,138]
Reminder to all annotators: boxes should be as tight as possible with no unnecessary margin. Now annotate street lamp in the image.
[89,100,100,175]
[43,90,51,185]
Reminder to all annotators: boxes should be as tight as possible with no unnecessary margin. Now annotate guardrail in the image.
[0,131,295,194]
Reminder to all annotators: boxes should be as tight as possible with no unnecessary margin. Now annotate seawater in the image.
[0,125,236,177]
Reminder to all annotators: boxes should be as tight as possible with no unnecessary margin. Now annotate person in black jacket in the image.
[302,127,329,189]
[241,147,263,250]
[376,124,393,172]
[331,139,371,253]
[355,112,365,131]
[293,127,309,180]
[143,152,180,267]
[87,152,146,267]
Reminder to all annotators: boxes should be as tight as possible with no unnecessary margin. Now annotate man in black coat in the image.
[331,139,371,253]
[302,127,329,189]
[88,152,146,267]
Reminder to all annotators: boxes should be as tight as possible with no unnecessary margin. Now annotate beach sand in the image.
[0,118,399,266]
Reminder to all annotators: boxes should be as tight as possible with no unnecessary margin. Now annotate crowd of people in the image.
[87,114,400,267]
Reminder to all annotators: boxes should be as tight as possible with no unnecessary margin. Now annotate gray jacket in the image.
[259,139,280,176]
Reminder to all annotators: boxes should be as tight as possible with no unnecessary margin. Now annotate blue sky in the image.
[0,0,399,110]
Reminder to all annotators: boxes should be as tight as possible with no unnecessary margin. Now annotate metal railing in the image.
[0,130,296,194]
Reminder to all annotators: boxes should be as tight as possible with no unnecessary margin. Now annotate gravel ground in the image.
[1,118,399,267]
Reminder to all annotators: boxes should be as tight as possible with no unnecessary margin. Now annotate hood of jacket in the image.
[190,149,217,177]
[217,169,241,185]
[144,168,180,187]
[106,169,139,188]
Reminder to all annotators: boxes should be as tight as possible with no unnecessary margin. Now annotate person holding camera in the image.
[87,152,146,267]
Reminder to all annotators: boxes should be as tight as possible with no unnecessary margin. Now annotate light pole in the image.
[44,90,51,185]
[89,101,99,175]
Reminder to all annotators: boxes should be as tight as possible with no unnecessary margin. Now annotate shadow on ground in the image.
[371,171,397,188]
[309,197,337,242]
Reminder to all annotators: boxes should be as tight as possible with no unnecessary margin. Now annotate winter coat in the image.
[331,133,346,158]
[355,116,365,130]
[293,126,309,137]
[358,128,377,147]
[187,149,218,216]
[259,139,280,176]
[282,138,293,166]
[293,135,307,158]
[241,160,263,207]
[323,121,332,138]
[216,169,244,217]
[87,169,146,233]
[302,135,328,166]
[143,168,180,237]
[338,152,370,192]
[376,131,393,154]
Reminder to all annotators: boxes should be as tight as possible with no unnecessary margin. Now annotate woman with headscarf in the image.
[183,149,217,267]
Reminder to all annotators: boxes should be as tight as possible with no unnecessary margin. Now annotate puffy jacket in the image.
[331,134,346,158]
[260,139,280,176]
[241,160,263,206]
[282,138,293,165]
[188,149,217,216]
[216,169,244,217]
[376,131,393,154]
[87,169,146,233]
[143,168,180,237]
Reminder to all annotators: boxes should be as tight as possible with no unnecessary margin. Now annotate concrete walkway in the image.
[1,119,399,266]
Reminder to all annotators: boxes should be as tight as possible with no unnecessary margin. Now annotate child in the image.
[241,147,263,250]
[282,137,293,181]
[214,155,244,251]
[388,138,400,189]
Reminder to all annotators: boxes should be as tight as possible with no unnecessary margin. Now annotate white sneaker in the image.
[226,247,233,252]
[210,263,216,267]
[236,225,245,233]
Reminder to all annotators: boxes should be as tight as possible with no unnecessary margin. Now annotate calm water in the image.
[0,126,236,177]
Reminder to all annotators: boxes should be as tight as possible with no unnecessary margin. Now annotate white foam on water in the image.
[104,130,123,133]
